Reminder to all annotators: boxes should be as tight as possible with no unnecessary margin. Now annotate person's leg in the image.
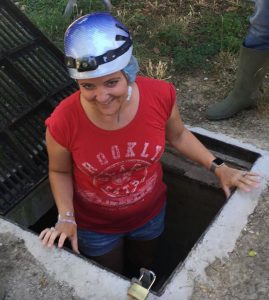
[206,0,269,120]
[89,239,124,273]
[124,237,160,277]
[77,229,124,273]
[124,204,166,277]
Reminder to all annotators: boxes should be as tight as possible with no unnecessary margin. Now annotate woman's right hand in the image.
[39,222,80,254]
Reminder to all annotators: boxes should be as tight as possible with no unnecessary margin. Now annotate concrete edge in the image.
[188,125,268,155]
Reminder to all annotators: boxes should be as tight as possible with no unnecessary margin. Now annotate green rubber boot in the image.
[206,46,269,120]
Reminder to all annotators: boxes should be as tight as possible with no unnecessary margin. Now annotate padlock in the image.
[128,268,156,300]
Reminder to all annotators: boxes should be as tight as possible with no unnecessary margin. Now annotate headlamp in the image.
[76,57,98,72]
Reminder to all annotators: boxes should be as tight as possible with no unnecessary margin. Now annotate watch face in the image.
[213,158,224,166]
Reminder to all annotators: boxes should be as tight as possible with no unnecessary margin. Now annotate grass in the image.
[18,0,105,48]
[170,10,250,71]
[18,0,70,48]
[17,0,253,77]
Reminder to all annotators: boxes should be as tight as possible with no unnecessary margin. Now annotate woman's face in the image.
[77,71,128,117]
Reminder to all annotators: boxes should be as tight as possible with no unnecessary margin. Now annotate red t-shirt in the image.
[45,76,176,233]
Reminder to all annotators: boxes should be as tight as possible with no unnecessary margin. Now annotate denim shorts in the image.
[77,204,166,257]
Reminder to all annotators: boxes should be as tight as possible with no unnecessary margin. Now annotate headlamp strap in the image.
[65,35,132,72]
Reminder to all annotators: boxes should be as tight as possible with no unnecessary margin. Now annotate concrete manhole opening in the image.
[5,133,259,295]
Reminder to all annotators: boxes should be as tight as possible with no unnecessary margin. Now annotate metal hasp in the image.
[0,0,77,218]
[128,268,156,300]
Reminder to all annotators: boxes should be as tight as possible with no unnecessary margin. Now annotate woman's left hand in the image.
[214,165,260,198]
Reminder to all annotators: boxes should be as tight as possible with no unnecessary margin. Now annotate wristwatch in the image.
[210,158,225,173]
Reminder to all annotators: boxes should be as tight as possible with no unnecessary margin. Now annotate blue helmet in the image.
[64,12,133,79]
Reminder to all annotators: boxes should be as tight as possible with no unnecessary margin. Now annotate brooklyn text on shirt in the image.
[81,142,163,174]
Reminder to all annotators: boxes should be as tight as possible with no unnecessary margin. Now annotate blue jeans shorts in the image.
[77,204,166,257]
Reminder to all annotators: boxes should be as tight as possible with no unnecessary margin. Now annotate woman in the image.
[40,12,259,274]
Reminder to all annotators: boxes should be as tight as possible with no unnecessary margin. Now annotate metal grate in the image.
[13,46,71,93]
[0,6,34,52]
[0,0,78,215]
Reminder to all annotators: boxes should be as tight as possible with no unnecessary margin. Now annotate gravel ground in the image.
[0,232,82,300]
[177,71,269,151]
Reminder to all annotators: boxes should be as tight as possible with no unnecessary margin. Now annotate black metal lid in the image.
[0,0,77,215]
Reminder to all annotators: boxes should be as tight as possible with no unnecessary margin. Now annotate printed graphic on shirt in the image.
[77,142,164,208]
[93,159,150,197]
[77,172,157,208]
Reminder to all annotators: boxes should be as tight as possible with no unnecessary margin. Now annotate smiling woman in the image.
[39,11,260,277]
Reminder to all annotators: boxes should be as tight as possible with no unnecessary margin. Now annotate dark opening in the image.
[152,164,225,293]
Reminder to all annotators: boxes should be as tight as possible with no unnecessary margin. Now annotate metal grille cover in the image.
[0,0,77,215]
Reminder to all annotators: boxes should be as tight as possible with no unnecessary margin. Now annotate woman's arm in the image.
[39,129,79,254]
[165,104,215,170]
[165,103,259,197]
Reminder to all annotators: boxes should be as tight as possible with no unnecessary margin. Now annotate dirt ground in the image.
[176,69,269,151]
[0,232,82,300]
